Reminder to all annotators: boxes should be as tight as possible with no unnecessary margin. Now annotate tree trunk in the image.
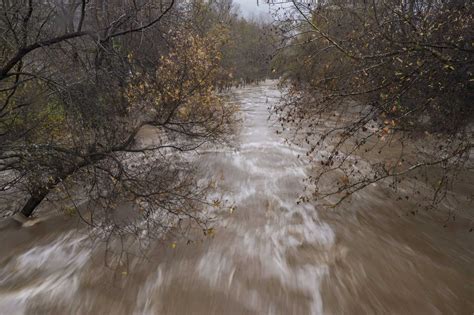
[18,157,101,217]
[20,190,49,217]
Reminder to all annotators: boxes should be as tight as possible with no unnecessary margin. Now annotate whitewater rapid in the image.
[1,81,472,314]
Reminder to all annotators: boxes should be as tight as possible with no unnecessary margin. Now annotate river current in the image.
[0,81,472,314]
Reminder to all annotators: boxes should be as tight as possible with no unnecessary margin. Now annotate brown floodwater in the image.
[0,81,472,314]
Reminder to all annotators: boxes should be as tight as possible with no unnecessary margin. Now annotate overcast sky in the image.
[233,0,272,18]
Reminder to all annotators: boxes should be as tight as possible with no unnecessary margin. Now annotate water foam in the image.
[135,81,335,314]
[0,232,90,314]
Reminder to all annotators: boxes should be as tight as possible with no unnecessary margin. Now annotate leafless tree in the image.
[271,0,473,223]
[0,0,235,246]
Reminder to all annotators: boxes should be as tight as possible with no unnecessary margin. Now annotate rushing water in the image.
[0,81,473,314]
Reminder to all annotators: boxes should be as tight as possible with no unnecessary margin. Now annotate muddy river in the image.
[0,82,472,314]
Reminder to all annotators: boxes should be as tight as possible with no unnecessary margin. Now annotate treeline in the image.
[0,0,273,241]
[223,16,276,85]
[189,0,276,85]
[272,0,473,215]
